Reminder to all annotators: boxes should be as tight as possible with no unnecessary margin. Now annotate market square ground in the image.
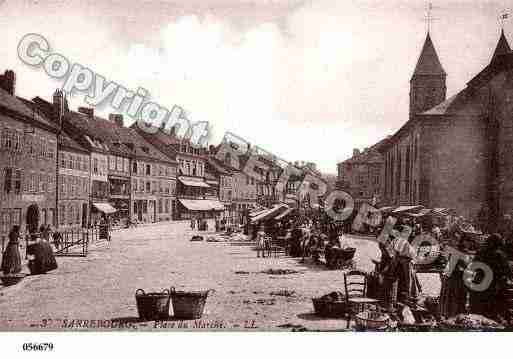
[0,220,440,331]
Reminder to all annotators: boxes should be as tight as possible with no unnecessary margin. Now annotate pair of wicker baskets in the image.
[135,288,214,320]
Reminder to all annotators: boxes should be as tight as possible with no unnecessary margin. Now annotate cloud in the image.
[0,0,510,173]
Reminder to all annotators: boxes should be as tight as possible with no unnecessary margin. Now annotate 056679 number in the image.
[22,343,54,351]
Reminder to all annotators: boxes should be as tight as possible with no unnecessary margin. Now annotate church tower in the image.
[409,32,446,117]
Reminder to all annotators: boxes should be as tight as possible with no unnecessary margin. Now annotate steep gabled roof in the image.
[491,29,511,62]
[0,89,58,133]
[131,123,204,161]
[17,97,88,154]
[412,32,446,77]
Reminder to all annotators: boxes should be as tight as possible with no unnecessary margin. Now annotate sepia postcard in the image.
[2,1,513,349]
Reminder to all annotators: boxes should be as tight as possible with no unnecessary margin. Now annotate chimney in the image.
[0,70,16,95]
[109,113,124,127]
[353,148,360,157]
[78,107,94,118]
[52,89,69,123]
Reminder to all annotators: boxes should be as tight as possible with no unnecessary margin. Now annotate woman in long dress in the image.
[439,250,469,319]
[1,226,22,275]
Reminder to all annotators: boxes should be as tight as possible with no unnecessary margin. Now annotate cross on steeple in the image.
[424,2,438,33]
[499,9,510,29]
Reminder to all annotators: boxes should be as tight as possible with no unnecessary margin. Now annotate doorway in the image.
[137,201,142,221]
[26,204,39,233]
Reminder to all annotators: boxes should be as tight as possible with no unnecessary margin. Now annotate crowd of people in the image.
[247,204,513,324]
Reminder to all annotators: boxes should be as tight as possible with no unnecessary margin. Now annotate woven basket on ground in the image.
[312,297,348,318]
[170,288,214,319]
[135,288,171,321]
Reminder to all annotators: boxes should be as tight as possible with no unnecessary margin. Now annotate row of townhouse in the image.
[0,70,182,244]
[1,68,327,244]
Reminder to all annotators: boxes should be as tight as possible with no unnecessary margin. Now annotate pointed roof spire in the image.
[412,32,446,77]
[491,29,511,62]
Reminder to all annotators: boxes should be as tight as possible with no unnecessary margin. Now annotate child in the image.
[256,224,267,258]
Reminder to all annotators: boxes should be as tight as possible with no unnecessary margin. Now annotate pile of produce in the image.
[441,314,504,331]
[261,269,300,275]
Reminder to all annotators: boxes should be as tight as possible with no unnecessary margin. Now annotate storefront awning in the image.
[207,200,225,211]
[178,176,210,188]
[93,202,117,214]
[179,199,224,211]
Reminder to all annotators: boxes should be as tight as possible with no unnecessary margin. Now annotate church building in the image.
[380,28,513,224]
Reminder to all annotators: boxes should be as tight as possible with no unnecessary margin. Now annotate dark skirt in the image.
[1,242,22,275]
[440,271,467,318]
[27,241,58,275]
[397,257,419,302]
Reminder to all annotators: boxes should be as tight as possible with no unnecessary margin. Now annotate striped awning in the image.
[431,208,453,217]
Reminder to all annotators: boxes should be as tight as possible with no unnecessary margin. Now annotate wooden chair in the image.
[344,270,379,329]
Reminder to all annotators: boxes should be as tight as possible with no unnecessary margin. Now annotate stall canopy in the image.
[405,208,433,218]
[179,199,224,211]
[392,205,424,214]
[251,204,288,223]
[250,208,269,217]
[178,176,210,188]
[274,208,293,221]
[431,208,453,217]
[93,202,117,214]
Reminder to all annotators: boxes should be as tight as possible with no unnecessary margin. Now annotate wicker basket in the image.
[355,310,390,330]
[0,273,25,286]
[135,288,171,320]
[312,298,348,318]
[170,288,214,319]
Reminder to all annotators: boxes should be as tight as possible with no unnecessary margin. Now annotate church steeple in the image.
[491,29,511,62]
[409,32,447,117]
[412,32,446,76]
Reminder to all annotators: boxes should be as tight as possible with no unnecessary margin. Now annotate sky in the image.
[0,0,512,173]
